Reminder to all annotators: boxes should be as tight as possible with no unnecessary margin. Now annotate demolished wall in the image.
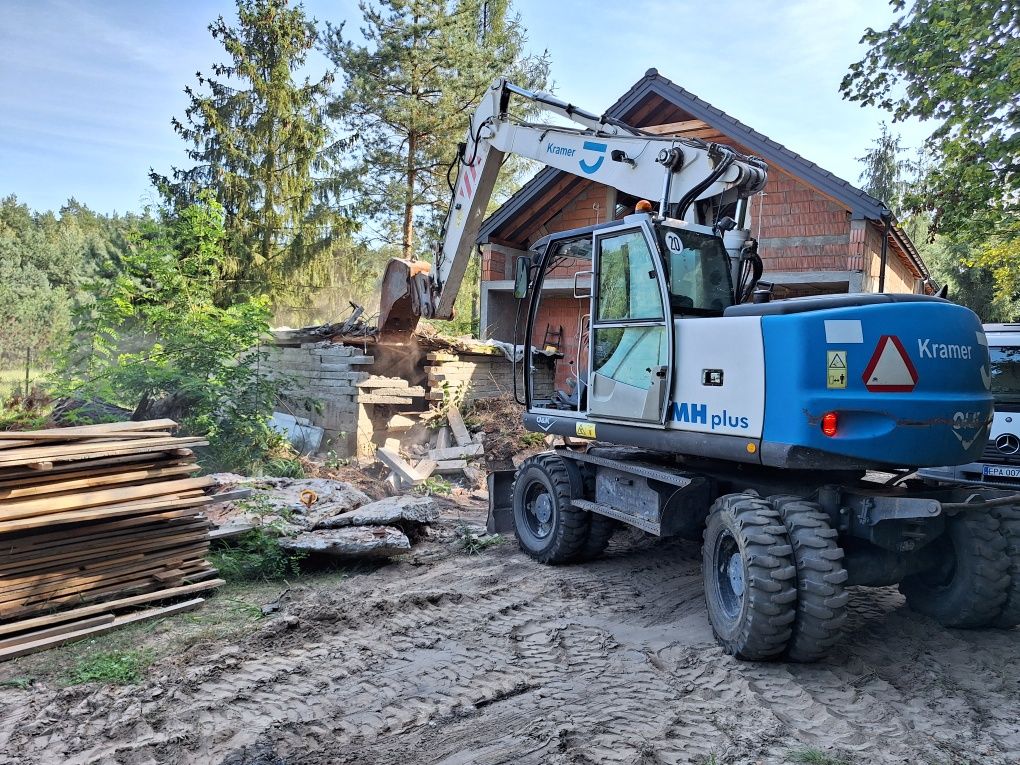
[264,334,556,459]
[263,342,374,456]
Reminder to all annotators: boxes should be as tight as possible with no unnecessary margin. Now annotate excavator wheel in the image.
[771,496,849,662]
[511,453,590,564]
[899,511,1010,628]
[991,506,1020,629]
[575,514,618,562]
[702,493,797,661]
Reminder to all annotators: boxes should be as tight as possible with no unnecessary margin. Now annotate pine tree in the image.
[323,0,550,260]
[857,123,912,217]
[151,0,352,300]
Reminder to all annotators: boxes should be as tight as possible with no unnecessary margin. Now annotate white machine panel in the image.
[667,316,765,438]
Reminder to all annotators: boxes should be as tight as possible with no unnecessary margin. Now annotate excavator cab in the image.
[520,214,734,425]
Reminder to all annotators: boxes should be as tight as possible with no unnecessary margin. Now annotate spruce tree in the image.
[324,0,549,260]
[152,0,352,300]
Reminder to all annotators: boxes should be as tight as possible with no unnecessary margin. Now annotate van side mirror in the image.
[513,257,530,299]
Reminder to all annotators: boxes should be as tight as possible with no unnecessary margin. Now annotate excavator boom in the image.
[378,78,767,338]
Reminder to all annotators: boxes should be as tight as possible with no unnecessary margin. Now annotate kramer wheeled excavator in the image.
[377,78,1020,662]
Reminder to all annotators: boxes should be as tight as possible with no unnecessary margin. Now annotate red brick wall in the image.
[532,293,585,391]
[528,182,608,246]
[754,170,851,272]
[482,246,507,282]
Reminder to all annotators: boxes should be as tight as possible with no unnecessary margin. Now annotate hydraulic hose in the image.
[675,146,736,220]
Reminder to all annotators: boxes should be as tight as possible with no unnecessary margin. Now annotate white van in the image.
[919,323,1020,488]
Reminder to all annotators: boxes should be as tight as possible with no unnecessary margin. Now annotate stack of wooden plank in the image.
[0,419,227,661]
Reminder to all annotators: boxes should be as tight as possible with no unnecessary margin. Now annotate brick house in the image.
[475,69,932,386]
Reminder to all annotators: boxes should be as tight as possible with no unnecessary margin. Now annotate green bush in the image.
[209,526,304,582]
[55,194,283,473]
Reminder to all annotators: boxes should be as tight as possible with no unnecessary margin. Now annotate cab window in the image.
[658,227,733,314]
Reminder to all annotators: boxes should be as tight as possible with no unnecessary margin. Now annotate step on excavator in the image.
[378,78,1020,661]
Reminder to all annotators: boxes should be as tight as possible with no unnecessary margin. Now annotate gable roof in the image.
[478,68,891,243]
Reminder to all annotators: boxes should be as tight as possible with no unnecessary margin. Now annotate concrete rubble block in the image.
[462,465,487,489]
[428,443,483,460]
[376,447,429,485]
[412,458,438,479]
[358,376,411,389]
[387,414,418,430]
[302,342,355,356]
[358,394,415,405]
[446,407,472,446]
[362,387,426,398]
[247,478,371,528]
[280,526,411,558]
[316,494,440,529]
[434,459,468,474]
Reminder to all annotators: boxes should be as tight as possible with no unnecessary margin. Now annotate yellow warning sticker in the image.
[576,422,596,439]
[827,350,847,389]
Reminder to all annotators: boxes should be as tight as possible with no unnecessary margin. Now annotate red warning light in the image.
[821,412,838,437]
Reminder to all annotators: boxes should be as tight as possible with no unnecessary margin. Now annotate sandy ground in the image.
[1,504,1018,765]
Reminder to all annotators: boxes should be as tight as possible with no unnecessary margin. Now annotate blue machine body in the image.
[760,301,993,470]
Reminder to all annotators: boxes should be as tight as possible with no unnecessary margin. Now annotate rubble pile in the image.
[206,476,441,559]
[374,404,488,496]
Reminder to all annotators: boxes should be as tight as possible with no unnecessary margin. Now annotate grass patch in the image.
[415,476,453,496]
[69,649,155,685]
[788,748,853,765]
[0,677,32,690]
[209,526,305,582]
[458,525,503,555]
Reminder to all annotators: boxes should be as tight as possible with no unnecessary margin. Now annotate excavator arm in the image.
[378,78,767,337]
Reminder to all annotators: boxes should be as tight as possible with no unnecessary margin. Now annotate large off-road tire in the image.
[772,497,849,662]
[900,512,1011,628]
[512,454,590,564]
[991,506,1020,629]
[702,493,797,661]
[576,513,617,562]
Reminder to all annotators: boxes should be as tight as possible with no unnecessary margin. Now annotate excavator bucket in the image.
[378,258,433,339]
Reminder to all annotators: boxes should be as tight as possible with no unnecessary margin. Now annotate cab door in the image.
[587,222,673,424]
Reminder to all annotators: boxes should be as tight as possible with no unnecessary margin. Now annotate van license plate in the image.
[983,465,1020,479]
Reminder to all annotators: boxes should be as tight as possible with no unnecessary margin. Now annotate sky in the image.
[0,0,932,216]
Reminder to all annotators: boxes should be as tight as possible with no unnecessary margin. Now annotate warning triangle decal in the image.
[862,335,918,392]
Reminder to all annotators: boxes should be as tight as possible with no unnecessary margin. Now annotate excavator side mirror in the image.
[513,257,531,299]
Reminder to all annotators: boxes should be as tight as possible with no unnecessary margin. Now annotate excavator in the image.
[377,78,1020,662]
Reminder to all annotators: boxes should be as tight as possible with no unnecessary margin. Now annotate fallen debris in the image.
[446,406,472,447]
[428,443,483,460]
[376,446,431,488]
[315,495,440,529]
[279,526,411,558]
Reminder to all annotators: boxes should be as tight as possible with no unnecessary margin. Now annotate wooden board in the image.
[0,419,178,439]
[0,463,199,500]
[0,579,224,638]
[0,456,192,490]
[0,475,214,521]
[0,494,215,534]
[0,598,205,662]
[0,437,207,466]
[0,615,115,651]
[0,452,189,482]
